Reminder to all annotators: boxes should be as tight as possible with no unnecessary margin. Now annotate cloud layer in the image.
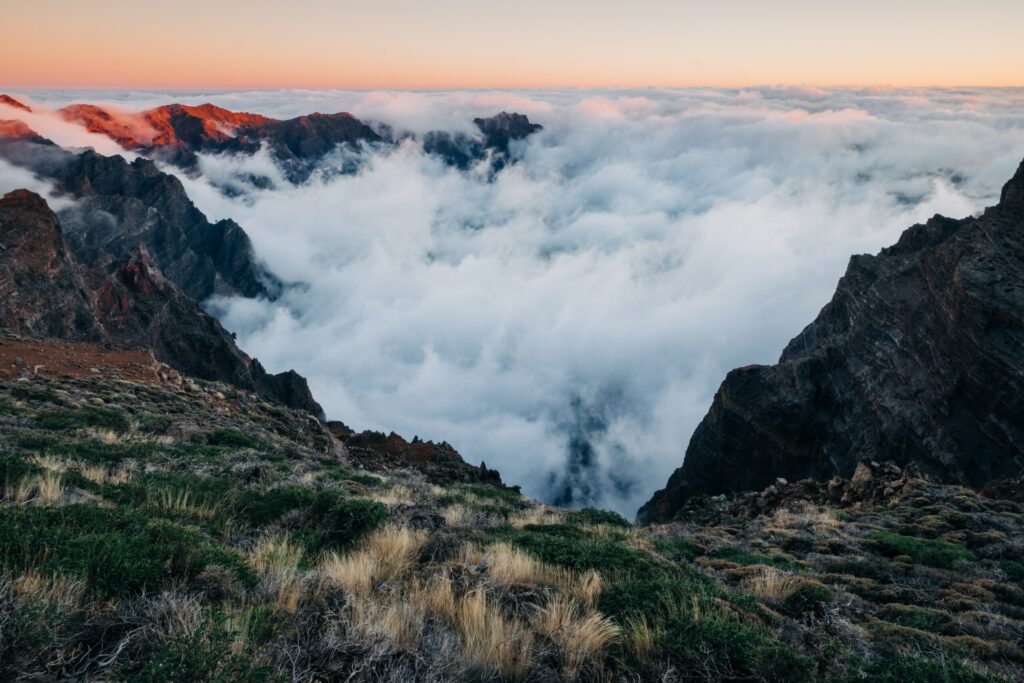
[8,87,1024,515]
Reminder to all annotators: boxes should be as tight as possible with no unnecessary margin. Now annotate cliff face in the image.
[0,190,323,418]
[0,190,101,341]
[0,138,276,301]
[639,158,1024,523]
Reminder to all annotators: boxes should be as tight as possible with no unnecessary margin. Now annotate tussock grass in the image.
[456,588,534,678]
[533,595,620,678]
[741,567,802,602]
[5,471,64,504]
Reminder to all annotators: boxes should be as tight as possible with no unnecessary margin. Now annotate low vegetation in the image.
[0,374,1020,681]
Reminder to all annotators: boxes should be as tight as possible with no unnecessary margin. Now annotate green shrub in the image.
[600,566,719,621]
[868,531,975,568]
[653,537,702,562]
[709,546,804,572]
[0,505,254,598]
[835,655,1003,682]
[130,615,276,683]
[206,428,267,451]
[0,452,41,492]
[1000,559,1024,584]
[493,524,652,573]
[877,604,954,633]
[570,507,631,527]
[237,485,316,527]
[35,407,129,433]
[18,434,158,464]
[307,493,388,550]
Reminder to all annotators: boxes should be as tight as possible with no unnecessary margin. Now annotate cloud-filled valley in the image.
[5,87,1024,515]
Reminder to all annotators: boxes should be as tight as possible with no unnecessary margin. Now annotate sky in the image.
[5,87,1021,514]
[2,1,1024,89]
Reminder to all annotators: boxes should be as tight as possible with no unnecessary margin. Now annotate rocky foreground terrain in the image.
[0,347,1021,681]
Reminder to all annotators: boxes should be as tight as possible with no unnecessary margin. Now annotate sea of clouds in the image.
[6,87,1024,515]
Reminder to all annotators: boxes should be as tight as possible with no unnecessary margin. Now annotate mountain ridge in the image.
[639,156,1024,522]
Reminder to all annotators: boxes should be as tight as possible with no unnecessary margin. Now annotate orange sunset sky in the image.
[2,0,1023,89]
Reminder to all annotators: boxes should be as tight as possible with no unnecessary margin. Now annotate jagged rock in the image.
[0,138,276,301]
[0,190,322,418]
[640,157,1024,523]
[0,190,101,341]
[423,112,542,172]
[57,101,382,184]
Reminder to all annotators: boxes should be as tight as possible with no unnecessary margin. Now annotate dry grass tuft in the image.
[741,567,801,602]
[509,506,566,528]
[623,616,658,661]
[320,550,377,596]
[151,489,224,521]
[371,485,415,507]
[10,571,85,608]
[5,471,65,504]
[319,526,427,599]
[456,588,534,678]
[533,595,620,678]
[251,534,306,611]
[349,597,426,651]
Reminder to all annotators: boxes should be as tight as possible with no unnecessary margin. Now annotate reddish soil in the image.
[0,337,166,383]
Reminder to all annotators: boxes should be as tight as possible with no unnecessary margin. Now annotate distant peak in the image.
[0,94,31,112]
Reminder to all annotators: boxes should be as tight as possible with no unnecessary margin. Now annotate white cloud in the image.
[17,87,1024,515]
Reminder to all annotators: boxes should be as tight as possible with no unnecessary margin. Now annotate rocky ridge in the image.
[640,158,1024,523]
[0,189,320,416]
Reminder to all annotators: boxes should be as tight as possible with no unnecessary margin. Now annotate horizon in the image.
[3,1,1023,90]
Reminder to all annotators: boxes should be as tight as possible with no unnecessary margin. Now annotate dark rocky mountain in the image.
[639,157,1024,523]
[0,190,102,341]
[423,111,543,171]
[57,101,382,183]
[0,189,322,417]
[4,95,542,184]
[0,136,276,301]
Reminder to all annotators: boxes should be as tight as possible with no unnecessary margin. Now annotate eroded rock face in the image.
[639,158,1024,523]
[0,190,101,341]
[0,138,276,301]
[0,190,323,418]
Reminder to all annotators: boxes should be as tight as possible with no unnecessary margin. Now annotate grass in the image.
[1,375,1021,681]
[868,531,976,568]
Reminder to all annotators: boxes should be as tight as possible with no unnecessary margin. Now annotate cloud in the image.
[0,98,133,156]
[27,87,1024,516]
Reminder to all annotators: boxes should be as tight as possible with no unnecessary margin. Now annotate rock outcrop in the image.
[0,190,101,341]
[0,190,323,418]
[423,111,542,172]
[639,157,1024,523]
[0,138,276,301]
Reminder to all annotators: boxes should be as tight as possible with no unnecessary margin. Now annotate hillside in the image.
[0,338,1020,681]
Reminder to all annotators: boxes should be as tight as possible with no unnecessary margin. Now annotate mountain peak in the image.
[1001,156,1024,207]
[0,94,31,112]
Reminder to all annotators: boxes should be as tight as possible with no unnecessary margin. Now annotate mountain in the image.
[639,157,1024,523]
[423,111,543,171]
[0,189,321,417]
[0,136,276,301]
[0,94,31,112]
[57,101,382,183]
[0,190,102,341]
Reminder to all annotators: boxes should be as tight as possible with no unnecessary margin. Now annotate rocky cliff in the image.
[0,190,322,417]
[0,137,276,301]
[639,158,1024,523]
